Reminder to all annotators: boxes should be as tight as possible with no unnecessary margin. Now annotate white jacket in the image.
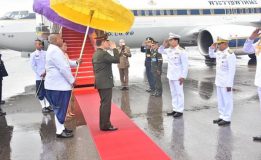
[45,44,75,91]
[30,50,46,80]
[209,47,236,87]
[243,39,261,87]
[158,45,188,80]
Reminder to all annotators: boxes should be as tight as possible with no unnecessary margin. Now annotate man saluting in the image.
[92,33,120,131]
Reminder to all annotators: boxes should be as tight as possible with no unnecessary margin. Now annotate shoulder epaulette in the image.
[228,49,233,54]
[178,46,184,50]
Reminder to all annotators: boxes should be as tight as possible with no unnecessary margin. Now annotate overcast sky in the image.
[0,0,33,16]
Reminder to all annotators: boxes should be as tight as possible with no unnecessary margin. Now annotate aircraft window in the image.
[225,9,231,14]
[132,10,138,16]
[159,10,162,15]
[144,10,149,16]
[20,13,36,19]
[137,10,142,16]
[190,9,200,15]
[165,10,171,15]
[177,10,187,15]
[152,10,157,15]
[141,10,145,16]
[148,10,153,16]
[199,10,203,15]
[172,10,177,15]
[203,9,211,14]
[20,11,29,16]
[237,9,244,14]
[156,10,161,15]
[169,10,174,15]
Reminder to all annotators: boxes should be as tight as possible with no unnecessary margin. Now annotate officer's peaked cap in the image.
[168,32,181,40]
[216,35,231,44]
[145,37,154,42]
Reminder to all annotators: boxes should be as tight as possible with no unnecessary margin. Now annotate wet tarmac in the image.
[1,48,261,160]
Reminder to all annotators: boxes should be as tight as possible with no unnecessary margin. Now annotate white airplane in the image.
[0,11,37,52]
[110,0,261,59]
[0,0,261,61]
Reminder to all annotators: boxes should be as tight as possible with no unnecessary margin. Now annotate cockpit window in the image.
[0,11,35,20]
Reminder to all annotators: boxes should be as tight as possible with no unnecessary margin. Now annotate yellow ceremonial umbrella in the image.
[50,0,134,33]
[50,0,134,78]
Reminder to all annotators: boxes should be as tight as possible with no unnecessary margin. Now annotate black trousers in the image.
[98,88,112,130]
[0,79,2,102]
[0,79,3,112]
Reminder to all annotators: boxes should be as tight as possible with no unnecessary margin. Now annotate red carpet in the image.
[74,88,170,160]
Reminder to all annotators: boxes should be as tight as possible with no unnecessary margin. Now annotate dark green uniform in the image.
[92,48,119,130]
[151,49,163,96]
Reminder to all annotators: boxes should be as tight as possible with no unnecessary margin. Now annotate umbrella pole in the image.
[66,11,95,118]
[75,10,94,79]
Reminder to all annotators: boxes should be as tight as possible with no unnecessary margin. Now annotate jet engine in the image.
[197,25,256,58]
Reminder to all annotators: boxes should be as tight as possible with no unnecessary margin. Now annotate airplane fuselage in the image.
[0,19,36,52]
[0,0,261,55]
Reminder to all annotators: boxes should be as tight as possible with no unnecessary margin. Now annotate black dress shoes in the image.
[173,112,183,118]
[167,111,176,116]
[253,136,261,141]
[42,107,51,114]
[121,87,129,90]
[150,92,157,96]
[0,111,6,116]
[64,128,73,133]
[218,120,231,126]
[146,88,154,92]
[155,93,162,97]
[101,126,118,131]
[213,118,223,124]
[47,106,53,112]
[56,130,73,138]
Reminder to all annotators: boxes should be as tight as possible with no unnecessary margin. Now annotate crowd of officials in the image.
[0,28,258,141]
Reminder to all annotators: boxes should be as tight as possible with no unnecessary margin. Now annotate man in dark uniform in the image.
[92,33,120,131]
[141,37,155,92]
[150,41,163,97]
[0,53,8,116]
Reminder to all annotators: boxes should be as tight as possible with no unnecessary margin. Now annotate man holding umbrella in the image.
[30,39,51,113]
[92,33,120,131]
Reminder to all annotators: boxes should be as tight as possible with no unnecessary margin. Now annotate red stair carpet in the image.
[62,27,95,86]
[74,88,171,160]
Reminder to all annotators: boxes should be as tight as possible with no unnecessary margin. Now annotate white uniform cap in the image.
[168,32,181,40]
[216,35,231,44]
[119,39,125,45]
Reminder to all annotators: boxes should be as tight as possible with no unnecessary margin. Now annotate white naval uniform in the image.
[30,49,50,108]
[243,39,261,110]
[209,47,236,121]
[64,53,78,68]
[30,50,46,80]
[159,45,188,112]
[45,44,75,134]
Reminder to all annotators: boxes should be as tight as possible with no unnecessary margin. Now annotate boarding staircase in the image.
[61,28,95,87]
